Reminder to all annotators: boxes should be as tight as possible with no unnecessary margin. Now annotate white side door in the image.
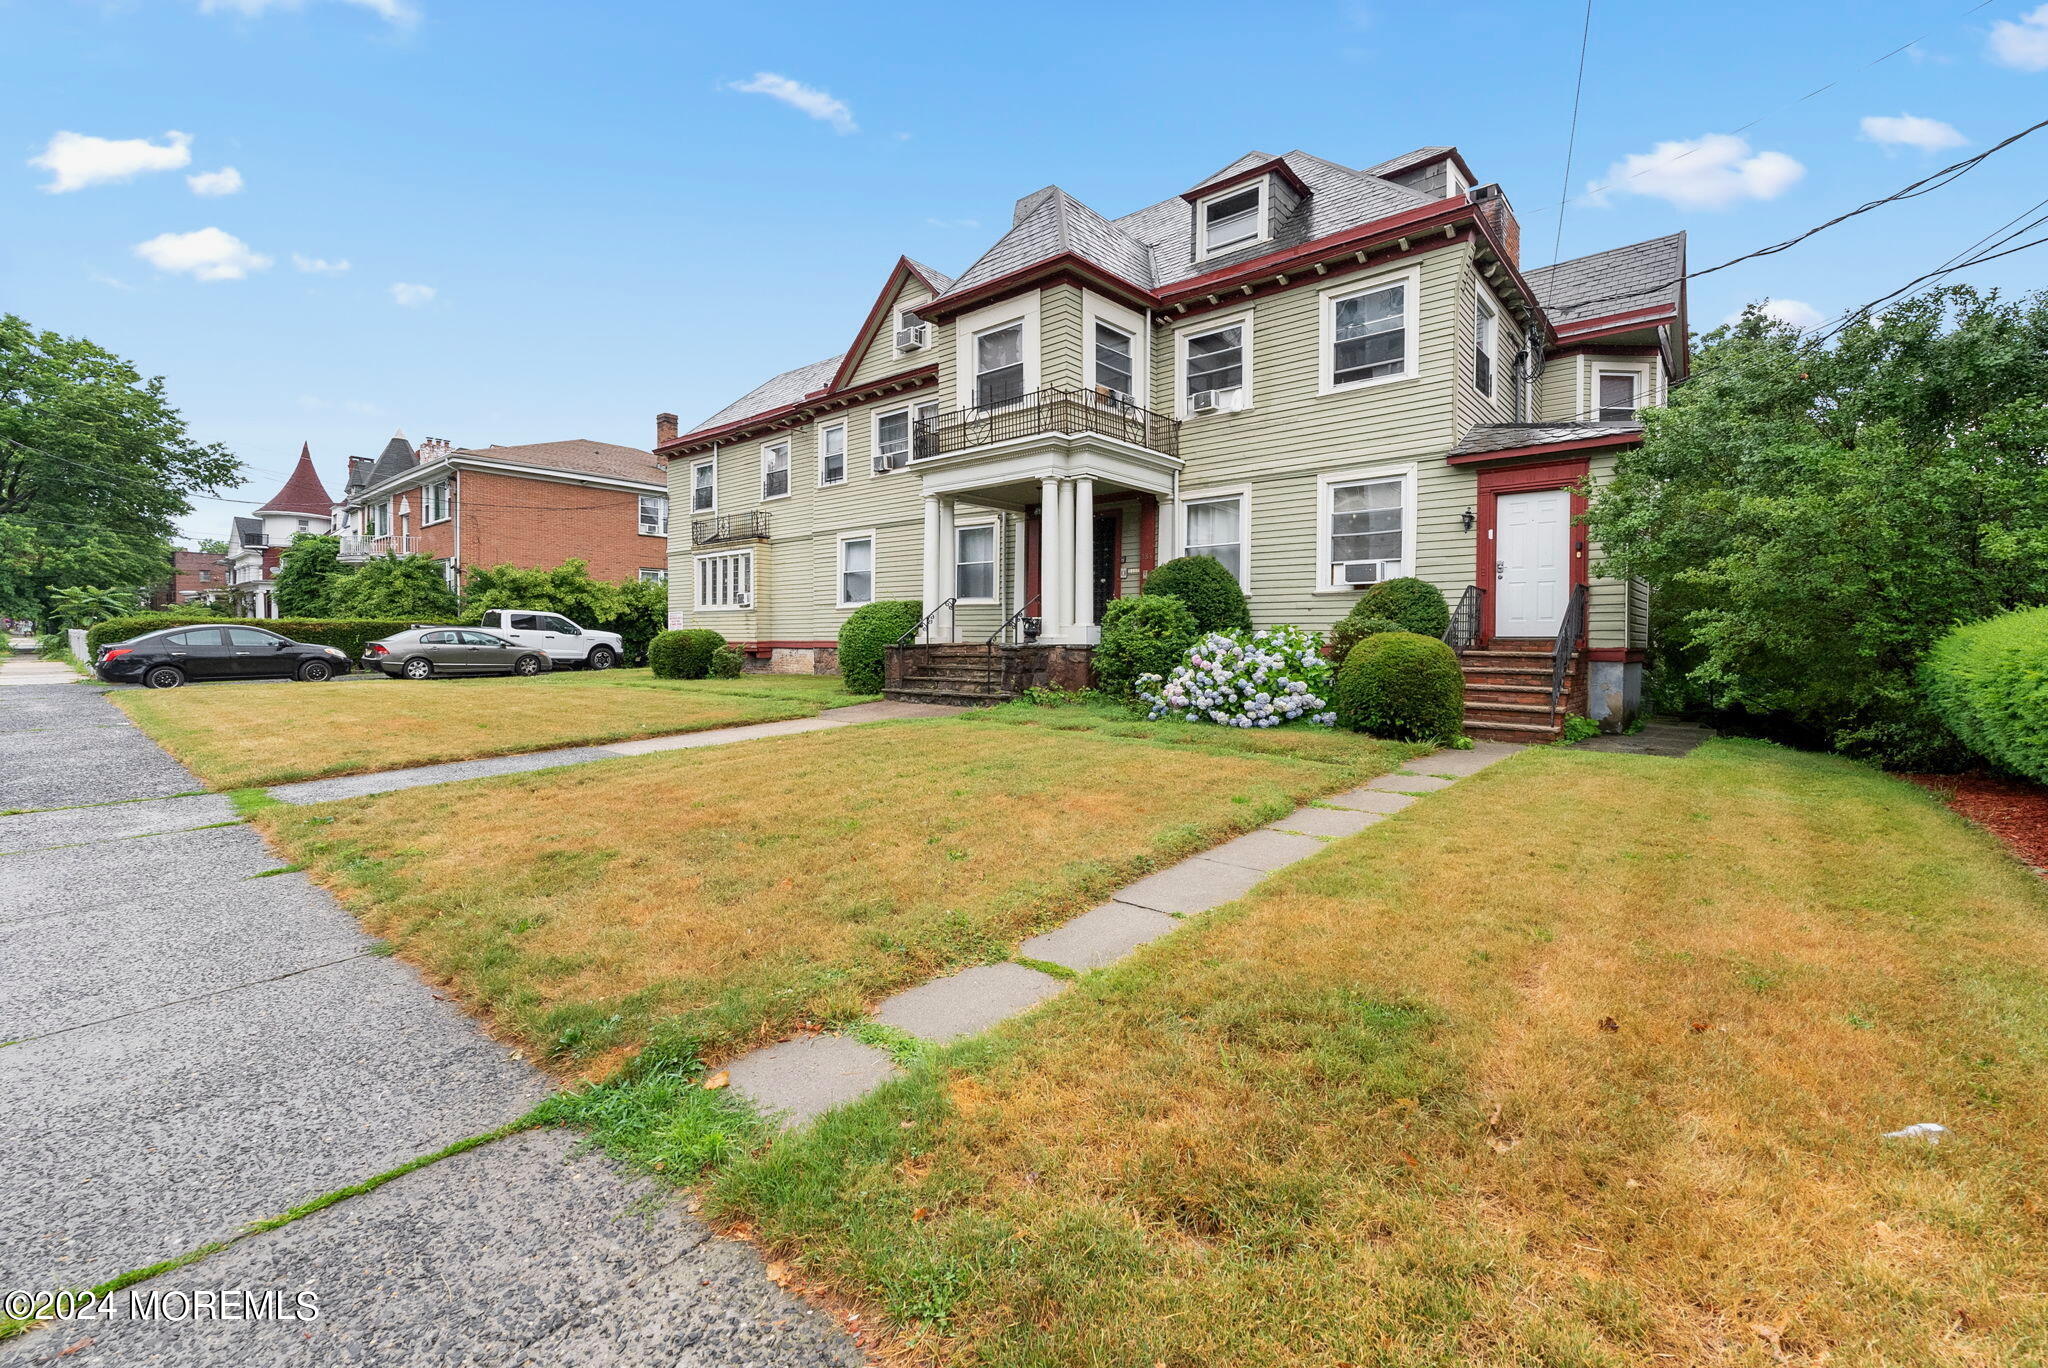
[1494,489,1571,637]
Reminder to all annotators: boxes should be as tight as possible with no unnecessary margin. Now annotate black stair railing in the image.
[1444,585,1483,655]
[1548,584,1589,713]
[984,595,1040,694]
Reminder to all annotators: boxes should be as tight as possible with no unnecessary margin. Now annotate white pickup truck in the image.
[474,609,623,670]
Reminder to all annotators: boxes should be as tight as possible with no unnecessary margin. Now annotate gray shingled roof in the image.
[941,187,1158,297]
[365,432,417,487]
[1525,233,1685,327]
[686,353,843,436]
[905,258,955,293]
[1451,421,1643,457]
[458,439,662,485]
[1361,146,1454,178]
[232,515,264,547]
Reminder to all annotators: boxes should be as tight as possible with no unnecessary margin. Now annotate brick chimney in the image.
[417,436,453,463]
[1471,185,1520,268]
[656,412,678,446]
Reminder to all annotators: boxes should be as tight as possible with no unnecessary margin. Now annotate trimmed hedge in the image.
[1324,613,1408,666]
[1095,594,1201,698]
[1333,631,1465,742]
[1352,577,1450,638]
[1922,606,2048,783]
[649,628,727,680]
[1142,556,1252,633]
[707,645,744,679]
[839,600,923,693]
[85,615,416,660]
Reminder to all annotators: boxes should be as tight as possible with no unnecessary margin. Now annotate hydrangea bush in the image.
[1136,626,1338,728]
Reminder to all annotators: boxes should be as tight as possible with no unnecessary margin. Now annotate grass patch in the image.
[529,1064,767,1178]
[712,740,2048,1366]
[113,670,832,789]
[257,713,1406,1075]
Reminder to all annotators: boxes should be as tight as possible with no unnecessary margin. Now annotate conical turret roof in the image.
[257,442,336,517]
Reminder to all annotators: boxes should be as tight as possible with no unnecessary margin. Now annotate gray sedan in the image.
[364,628,554,680]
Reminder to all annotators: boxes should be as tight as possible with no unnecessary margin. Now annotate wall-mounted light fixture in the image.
[1461,507,1476,533]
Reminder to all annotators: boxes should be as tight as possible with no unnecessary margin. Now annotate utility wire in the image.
[0,436,262,505]
[1550,0,1595,267]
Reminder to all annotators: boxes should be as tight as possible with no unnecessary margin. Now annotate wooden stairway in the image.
[1458,638,1583,743]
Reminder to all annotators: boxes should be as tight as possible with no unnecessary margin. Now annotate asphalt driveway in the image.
[0,673,861,1366]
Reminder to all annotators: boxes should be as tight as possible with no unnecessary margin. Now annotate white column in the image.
[1157,488,1180,564]
[1008,514,1027,622]
[936,496,958,642]
[1071,476,1095,636]
[1039,476,1065,641]
[920,495,942,642]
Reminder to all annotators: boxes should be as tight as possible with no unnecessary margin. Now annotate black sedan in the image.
[95,624,354,688]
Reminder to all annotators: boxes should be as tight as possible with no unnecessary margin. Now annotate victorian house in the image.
[227,443,335,619]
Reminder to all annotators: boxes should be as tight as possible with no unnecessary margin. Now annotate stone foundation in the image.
[761,646,837,675]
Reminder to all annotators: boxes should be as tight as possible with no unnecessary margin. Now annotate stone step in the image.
[1465,701,1556,723]
[1467,718,1562,742]
[1465,682,1554,706]
[884,687,1013,708]
[902,672,1007,691]
[1462,648,1553,661]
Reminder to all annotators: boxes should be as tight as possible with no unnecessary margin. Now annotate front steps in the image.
[883,644,1016,707]
[1458,640,1582,743]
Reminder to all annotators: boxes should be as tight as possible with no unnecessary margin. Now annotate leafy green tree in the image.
[460,558,667,660]
[0,315,239,620]
[323,553,458,620]
[273,533,349,616]
[1586,286,2048,768]
[195,537,228,556]
[46,585,139,628]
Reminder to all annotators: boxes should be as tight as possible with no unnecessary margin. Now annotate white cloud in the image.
[87,269,136,291]
[1728,298,1826,330]
[187,165,244,196]
[133,227,272,281]
[1860,113,1966,152]
[30,130,191,193]
[727,72,857,134]
[198,0,418,26]
[1587,133,1805,210]
[389,281,435,306]
[1989,4,2048,70]
[291,252,351,273]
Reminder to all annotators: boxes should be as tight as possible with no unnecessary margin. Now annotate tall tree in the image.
[324,553,458,620]
[195,537,228,556]
[1587,286,2048,768]
[273,533,348,617]
[0,315,240,620]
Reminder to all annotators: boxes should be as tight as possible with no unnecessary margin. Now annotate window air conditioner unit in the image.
[1335,560,1399,588]
[895,323,928,351]
[1189,388,1232,415]
[1094,385,1132,406]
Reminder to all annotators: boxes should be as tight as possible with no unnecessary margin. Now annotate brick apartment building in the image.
[150,548,233,609]
[335,432,670,586]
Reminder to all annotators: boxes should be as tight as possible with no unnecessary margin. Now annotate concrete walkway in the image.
[0,673,863,1367]
[722,740,1525,1127]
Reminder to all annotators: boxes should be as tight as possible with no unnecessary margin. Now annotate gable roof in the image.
[904,258,954,294]
[454,439,662,485]
[257,442,335,516]
[938,186,1157,299]
[365,430,417,487]
[1525,233,1686,326]
[686,354,844,437]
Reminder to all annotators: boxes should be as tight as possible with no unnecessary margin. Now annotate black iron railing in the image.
[1444,585,1484,655]
[691,511,770,545]
[984,595,1040,693]
[1549,583,1588,712]
[913,387,1179,461]
[893,597,956,650]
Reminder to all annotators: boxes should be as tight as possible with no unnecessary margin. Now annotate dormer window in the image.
[1198,184,1266,257]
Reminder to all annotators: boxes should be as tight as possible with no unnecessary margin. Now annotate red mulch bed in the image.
[1907,772,2048,872]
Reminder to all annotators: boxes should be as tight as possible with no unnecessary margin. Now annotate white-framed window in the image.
[638,494,669,536]
[973,322,1025,407]
[1597,370,1639,421]
[694,550,753,610]
[1181,492,1246,584]
[372,500,391,537]
[818,422,847,486]
[423,479,450,524]
[690,459,716,514]
[1195,181,1268,258]
[760,441,791,501]
[874,408,911,472]
[439,557,459,590]
[837,532,875,608]
[1321,268,1419,393]
[955,522,997,602]
[639,568,667,584]
[893,307,927,355]
[1474,293,1498,398]
[1092,321,1134,400]
[1176,312,1252,415]
[1315,464,1416,593]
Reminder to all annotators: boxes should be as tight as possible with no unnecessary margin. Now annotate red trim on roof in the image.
[912,254,1156,323]
[1373,147,1478,188]
[1179,157,1312,205]
[1446,431,1642,467]
[826,257,940,394]
[1555,304,1677,338]
[657,365,940,457]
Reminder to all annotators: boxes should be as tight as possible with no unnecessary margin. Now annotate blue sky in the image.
[9,0,2048,545]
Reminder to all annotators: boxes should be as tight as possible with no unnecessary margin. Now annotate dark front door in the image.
[1092,513,1119,622]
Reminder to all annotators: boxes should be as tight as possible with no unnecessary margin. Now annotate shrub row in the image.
[1922,606,2048,784]
[86,615,417,660]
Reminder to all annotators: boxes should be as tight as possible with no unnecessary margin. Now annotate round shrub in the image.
[1922,605,2048,783]
[707,645,744,679]
[649,627,726,680]
[838,599,923,693]
[1142,556,1252,633]
[1094,595,1201,698]
[1323,613,1408,665]
[1353,577,1450,638]
[1334,632,1465,742]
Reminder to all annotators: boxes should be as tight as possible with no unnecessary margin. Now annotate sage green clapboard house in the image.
[655,147,1682,734]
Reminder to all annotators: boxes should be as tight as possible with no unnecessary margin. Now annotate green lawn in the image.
[708,740,2048,1367]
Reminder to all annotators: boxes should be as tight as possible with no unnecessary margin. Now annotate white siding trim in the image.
[1080,291,1149,407]
[951,292,1042,407]
[1311,460,1419,596]
[1172,309,1256,419]
[1176,485,1251,588]
[1316,264,1423,397]
[835,528,877,609]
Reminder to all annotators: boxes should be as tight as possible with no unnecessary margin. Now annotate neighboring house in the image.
[655,146,1681,733]
[227,443,336,618]
[334,431,669,586]
[150,548,232,609]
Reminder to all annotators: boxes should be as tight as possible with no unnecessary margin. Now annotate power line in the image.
[0,435,265,505]
[1549,0,1595,268]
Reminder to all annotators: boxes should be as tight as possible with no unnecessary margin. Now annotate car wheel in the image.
[144,665,186,690]
[513,654,543,677]
[297,660,333,682]
[402,657,434,681]
[586,645,617,671]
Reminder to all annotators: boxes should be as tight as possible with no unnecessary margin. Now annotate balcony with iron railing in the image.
[691,510,771,546]
[912,387,1180,463]
[337,534,414,560]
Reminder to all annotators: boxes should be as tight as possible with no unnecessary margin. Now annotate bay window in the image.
[1597,371,1639,421]
[1474,295,1497,397]
[695,550,753,610]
